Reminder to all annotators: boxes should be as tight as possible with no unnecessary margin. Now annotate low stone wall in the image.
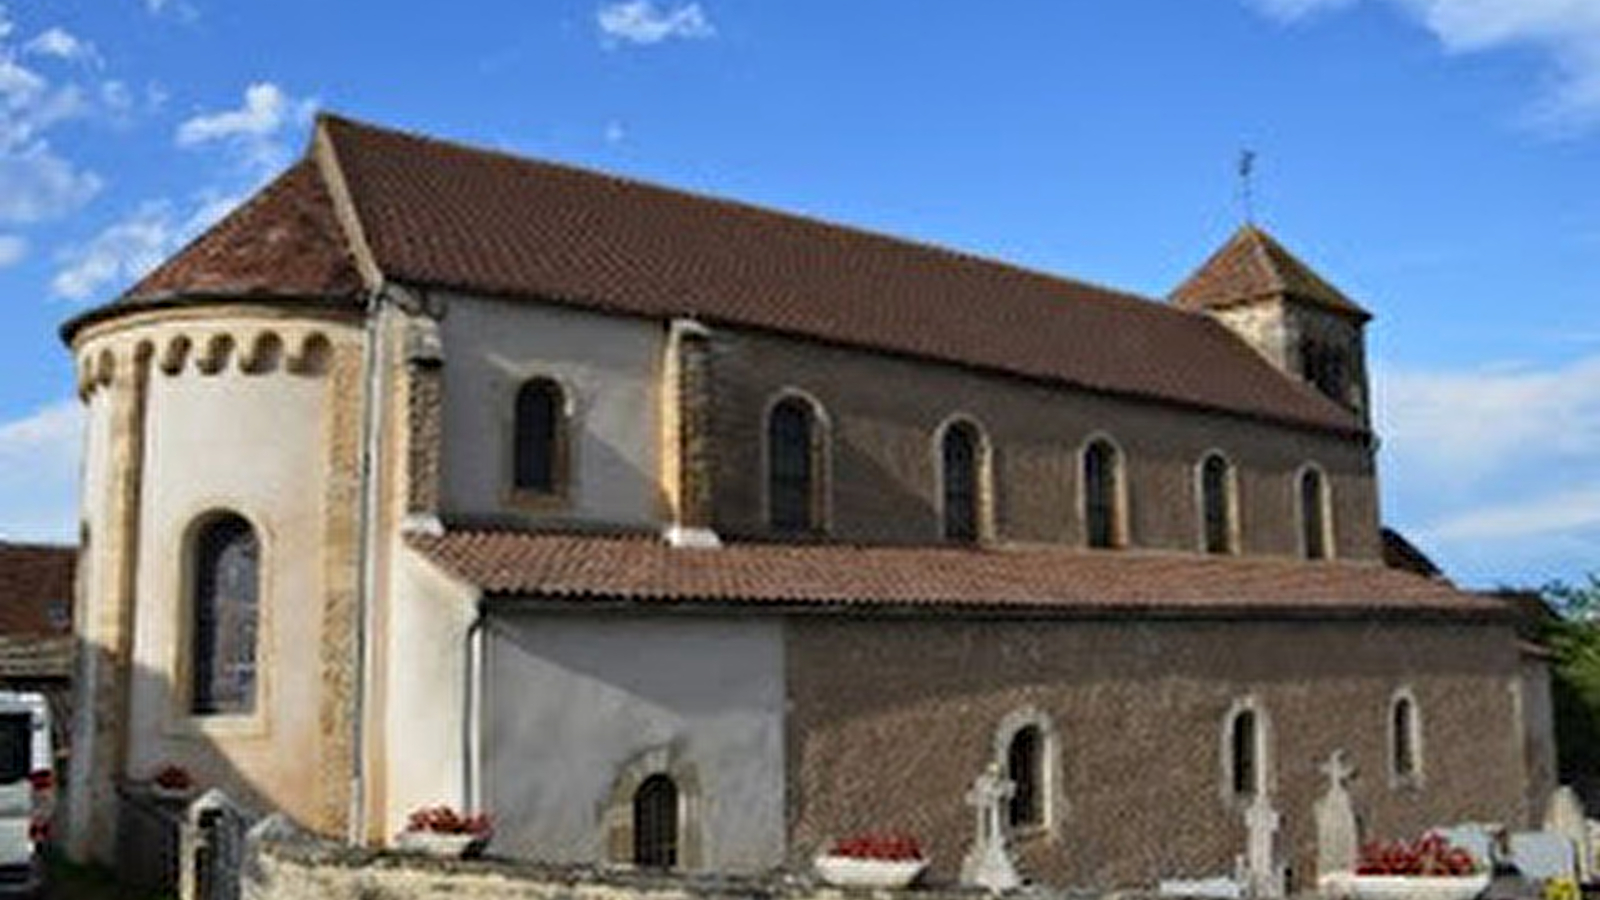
[243,831,1089,900]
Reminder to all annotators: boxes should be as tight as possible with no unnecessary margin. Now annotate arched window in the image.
[1006,725,1044,829]
[1084,438,1123,549]
[513,378,566,495]
[1229,708,1259,799]
[768,396,823,533]
[941,421,984,543]
[1200,454,1235,555]
[190,513,260,716]
[1391,692,1422,783]
[1299,467,1330,560]
[633,774,679,868]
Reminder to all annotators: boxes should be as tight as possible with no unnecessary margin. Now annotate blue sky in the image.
[0,0,1595,588]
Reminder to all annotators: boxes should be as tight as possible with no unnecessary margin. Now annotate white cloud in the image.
[1244,0,1600,129]
[24,27,99,66]
[51,201,174,301]
[1376,353,1600,584]
[604,120,627,144]
[0,400,82,543]
[0,233,24,267]
[597,1,715,47]
[175,82,316,175]
[1376,355,1600,486]
[0,142,101,223]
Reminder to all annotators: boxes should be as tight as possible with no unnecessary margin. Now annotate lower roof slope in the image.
[410,530,1505,619]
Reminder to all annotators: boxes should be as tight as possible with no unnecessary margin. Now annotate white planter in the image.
[150,784,194,803]
[1319,872,1490,900]
[814,855,928,889]
[394,830,487,859]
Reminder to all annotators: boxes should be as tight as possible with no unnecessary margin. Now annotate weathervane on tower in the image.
[1238,149,1258,225]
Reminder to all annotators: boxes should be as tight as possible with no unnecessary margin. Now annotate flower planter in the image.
[1319,872,1490,900]
[395,830,488,859]
[814,854,927,889]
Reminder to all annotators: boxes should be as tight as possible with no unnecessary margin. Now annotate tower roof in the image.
[1170,225,1371,321]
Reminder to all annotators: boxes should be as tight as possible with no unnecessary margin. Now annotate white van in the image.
[0,692,52,896]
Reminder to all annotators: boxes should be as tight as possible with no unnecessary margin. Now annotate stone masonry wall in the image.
[785,615,1529,892]
[708,328,1380,560]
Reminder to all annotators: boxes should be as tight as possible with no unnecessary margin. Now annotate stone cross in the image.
[1545,786,1593,882]
[961,762,1022,892]
[1243,792,1284,899]
[1314,750,1360,881]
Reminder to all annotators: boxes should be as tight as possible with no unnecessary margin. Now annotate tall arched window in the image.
[1391,692,1421,783]
[190,513,260,716]
[1084,438,1123,549]
[1299,467,1330,560]
[513,378,566,495]
[768,397,823,533]
[1006,725,1044,829]
[1229,708,1259,799]
[1200,454,1235,555]
[633,774,679,868]
[941,421,984,543]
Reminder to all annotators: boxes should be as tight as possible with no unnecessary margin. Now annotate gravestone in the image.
[1544,787,1592,881]
[1314,750,1359,880]
[1510,832,1577,883]
[1242,792,1285,899]
[961,762,1023,892]
[179,790,255,900]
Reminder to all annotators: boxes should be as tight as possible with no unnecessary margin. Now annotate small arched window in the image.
[190,513,260,716]
[1006,725,1044,829]
[768,397,823,533]
[1299,467,1330,560]
[1229,708,1259,799]
[1200,454,1235,555]
[1391,692,1421,783]
[513,378,566,495]
[1084,438,1123,549]
[633,774,679,868]
[941,421,984,543]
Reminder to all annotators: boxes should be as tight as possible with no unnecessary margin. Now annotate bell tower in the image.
[1171,225,1373,425]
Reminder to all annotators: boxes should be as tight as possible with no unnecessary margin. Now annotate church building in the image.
[60,114,1550,890]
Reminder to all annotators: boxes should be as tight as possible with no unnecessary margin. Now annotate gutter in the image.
[462,600,488,812]
[350,285,389,843]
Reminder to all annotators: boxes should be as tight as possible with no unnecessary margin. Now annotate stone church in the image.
[61,114,1552,890]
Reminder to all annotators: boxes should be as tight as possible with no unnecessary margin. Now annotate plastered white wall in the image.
[483,612,786,872]
[436,294,665,528]
[380,546,480,840]
[111,318,353,825]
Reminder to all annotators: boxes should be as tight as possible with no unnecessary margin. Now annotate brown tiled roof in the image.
[0,543,75,636]
[1171,225,1371,321]
[409,530,1506,618]
[318,116,1359,434]
[72,115,1363,434]
[123,159,364,302]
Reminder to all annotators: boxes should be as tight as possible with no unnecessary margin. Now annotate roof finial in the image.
[1237,149,1257,226]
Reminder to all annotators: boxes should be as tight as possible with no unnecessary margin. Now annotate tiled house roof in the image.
[1170,224,1371,321]
[67,115,1362,435]
[0,542,75,636]
[409,530,1506,618]
[126,159,364,303]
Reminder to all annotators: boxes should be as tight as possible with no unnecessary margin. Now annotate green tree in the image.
[1542,574,1600,802]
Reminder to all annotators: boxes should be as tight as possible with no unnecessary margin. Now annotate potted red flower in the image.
[814,833,928,888]
[1321,832,1488,900]
[395,805,493,859]
[150,764,195,801]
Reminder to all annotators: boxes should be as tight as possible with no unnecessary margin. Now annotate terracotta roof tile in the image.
[321,116,1362,434]
[122,158,364,302]
[1171,225,1371,320]
[0,542,75,636]
[409,530,1506,618]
